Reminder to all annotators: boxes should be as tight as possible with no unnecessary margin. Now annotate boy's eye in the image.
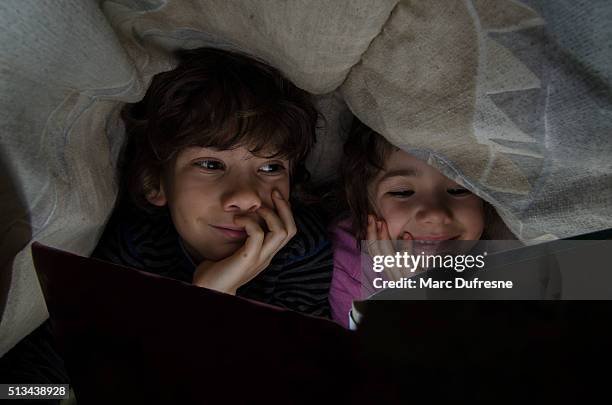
[259,163,286,174]
[388,190,414,198]
[447,188,471,196]
[195,160,225,171]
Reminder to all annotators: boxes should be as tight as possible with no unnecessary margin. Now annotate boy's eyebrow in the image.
[379,168,419,182]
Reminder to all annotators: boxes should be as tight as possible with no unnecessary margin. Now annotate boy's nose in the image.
[222,183,262,213]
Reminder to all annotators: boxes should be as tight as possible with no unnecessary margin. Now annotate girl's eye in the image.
[448,188,471,196]
[195,160,225,171]
[259,163,286,174]
[388,190,414,198]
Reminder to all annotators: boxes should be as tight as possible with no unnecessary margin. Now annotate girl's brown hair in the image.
[340,119,395,241]
[341,118,507,242]
[120,47,318,209]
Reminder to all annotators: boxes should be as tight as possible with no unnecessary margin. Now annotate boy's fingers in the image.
[271,190,297,239]
[233,216,265,263]
[259,238,286,266]
[256,206,285,234]
[257,208,290,260]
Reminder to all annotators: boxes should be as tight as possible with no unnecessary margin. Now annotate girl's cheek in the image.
[456,199,486,239]
[379,202,408,239]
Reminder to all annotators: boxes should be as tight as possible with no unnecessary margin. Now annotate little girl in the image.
[329,119,502,328]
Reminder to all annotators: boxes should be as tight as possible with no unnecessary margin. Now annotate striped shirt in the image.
[91,199,333,318]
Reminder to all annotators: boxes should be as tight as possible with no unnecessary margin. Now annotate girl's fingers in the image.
[366,215,382,257]
[366,215,377,241]
[387,266,404,282]
[366,216,395,262]
[382,221,393,241]
[271,189,297,239]
[376,219,391,240]
[378,220,396,258]
[400,232,422,274]
[379,240,395,259]
[398,231,414,255]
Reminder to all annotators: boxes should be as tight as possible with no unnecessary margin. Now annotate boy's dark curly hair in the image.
[120,47,318,210]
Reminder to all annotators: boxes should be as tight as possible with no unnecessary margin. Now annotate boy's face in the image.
[147,146,291,262]
[371,149,484,248]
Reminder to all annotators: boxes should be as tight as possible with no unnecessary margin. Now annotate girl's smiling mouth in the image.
[410,235,460,241]
[405,236,461,255]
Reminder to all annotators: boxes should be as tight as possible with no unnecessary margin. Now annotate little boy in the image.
[92,48,333,317]
[0,48,333,392]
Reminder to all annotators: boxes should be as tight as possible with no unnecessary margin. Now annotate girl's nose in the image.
[414,199,452,225]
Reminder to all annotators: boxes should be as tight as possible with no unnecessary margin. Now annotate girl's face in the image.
[371,149,485,244]
[147,146,290,262]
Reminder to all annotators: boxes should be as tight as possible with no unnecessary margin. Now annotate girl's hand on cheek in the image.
[192,189,296,294]
[366,215,416,281]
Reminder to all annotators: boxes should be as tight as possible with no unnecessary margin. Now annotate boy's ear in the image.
[145,182,167,207]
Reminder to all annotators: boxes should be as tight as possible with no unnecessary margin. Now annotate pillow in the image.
[342,0,612,241]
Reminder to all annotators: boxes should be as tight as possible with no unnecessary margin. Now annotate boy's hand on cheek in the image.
[192,190,296,294]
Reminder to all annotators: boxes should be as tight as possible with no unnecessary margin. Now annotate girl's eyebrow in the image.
[379,168,420,182]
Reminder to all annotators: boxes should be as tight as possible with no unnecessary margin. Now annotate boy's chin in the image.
[184,240,244,263]
[202,243,245,262]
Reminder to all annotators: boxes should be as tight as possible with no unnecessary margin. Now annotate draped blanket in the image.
[1,0,611,354]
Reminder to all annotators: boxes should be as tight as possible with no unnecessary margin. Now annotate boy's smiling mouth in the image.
[210,224,248,240]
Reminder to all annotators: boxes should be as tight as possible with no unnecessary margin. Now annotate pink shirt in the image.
[328,219,376,328]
